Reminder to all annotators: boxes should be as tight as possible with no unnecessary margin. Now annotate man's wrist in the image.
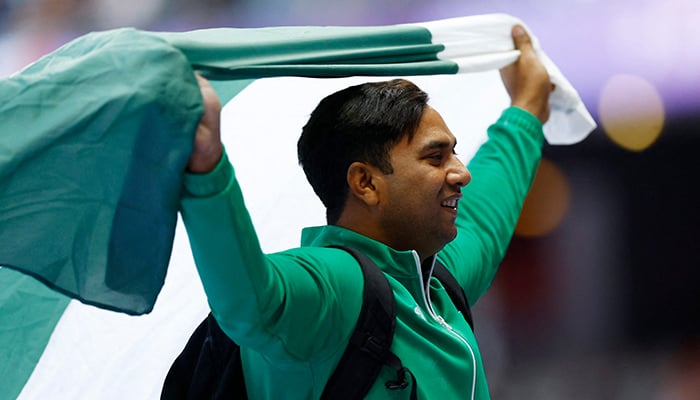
[510,100,549,124]
[187,143,223,174]
[184,148,232,197]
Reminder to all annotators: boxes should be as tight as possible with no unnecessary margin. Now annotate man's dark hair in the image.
[297,79,429,224]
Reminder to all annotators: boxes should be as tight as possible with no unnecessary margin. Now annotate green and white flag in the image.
[0,13,594,399]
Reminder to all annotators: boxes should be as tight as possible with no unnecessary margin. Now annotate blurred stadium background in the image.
[2,0,699,398]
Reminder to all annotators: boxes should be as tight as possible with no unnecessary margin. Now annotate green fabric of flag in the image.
[0,28,203,315]
[156,24,454,86]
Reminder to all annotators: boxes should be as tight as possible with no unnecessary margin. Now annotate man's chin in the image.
[446,225,458,240]
[435,229,458,250]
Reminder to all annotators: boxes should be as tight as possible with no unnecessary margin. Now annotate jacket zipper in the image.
[412,252,477,400]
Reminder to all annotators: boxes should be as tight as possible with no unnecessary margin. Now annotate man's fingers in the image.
[188,73,223,173]
[511,25,531,50]
[511,25,539,64]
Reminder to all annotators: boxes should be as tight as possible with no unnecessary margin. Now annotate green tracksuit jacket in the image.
[180,106,543,399]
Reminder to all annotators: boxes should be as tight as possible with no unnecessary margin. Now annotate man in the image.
[180,24,551,399]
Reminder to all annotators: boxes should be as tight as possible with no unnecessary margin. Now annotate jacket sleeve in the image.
[438,106,544,304]
[179,151,362,361]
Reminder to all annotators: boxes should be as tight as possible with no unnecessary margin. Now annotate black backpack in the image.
[161,246,473,400]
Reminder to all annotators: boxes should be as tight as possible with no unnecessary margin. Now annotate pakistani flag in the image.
[0,13,595,399]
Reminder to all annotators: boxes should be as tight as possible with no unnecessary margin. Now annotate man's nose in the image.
[447,157,471,187]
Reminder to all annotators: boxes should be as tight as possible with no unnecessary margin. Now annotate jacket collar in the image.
[300,225,426,279]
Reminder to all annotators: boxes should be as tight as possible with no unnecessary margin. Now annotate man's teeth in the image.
[442,199,458,208]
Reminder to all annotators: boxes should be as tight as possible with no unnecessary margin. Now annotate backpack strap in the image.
[432,260,474,331]
[321,246,418,400]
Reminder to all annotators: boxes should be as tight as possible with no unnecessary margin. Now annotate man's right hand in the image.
[499,25,552,124]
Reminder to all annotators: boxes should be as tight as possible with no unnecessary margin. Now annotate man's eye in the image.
[427,154,444,164]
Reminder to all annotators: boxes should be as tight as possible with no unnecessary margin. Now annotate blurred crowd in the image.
[0,0,233,76]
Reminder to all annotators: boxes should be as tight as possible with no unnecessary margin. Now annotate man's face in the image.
[376,106,471,259]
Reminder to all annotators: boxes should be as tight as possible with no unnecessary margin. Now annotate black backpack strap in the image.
[432,260,474,331]
[321,246,417,400]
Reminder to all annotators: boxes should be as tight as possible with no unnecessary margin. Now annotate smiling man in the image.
[180,24,551,399]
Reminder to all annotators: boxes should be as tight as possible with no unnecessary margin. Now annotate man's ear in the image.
[346,161,381,206]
